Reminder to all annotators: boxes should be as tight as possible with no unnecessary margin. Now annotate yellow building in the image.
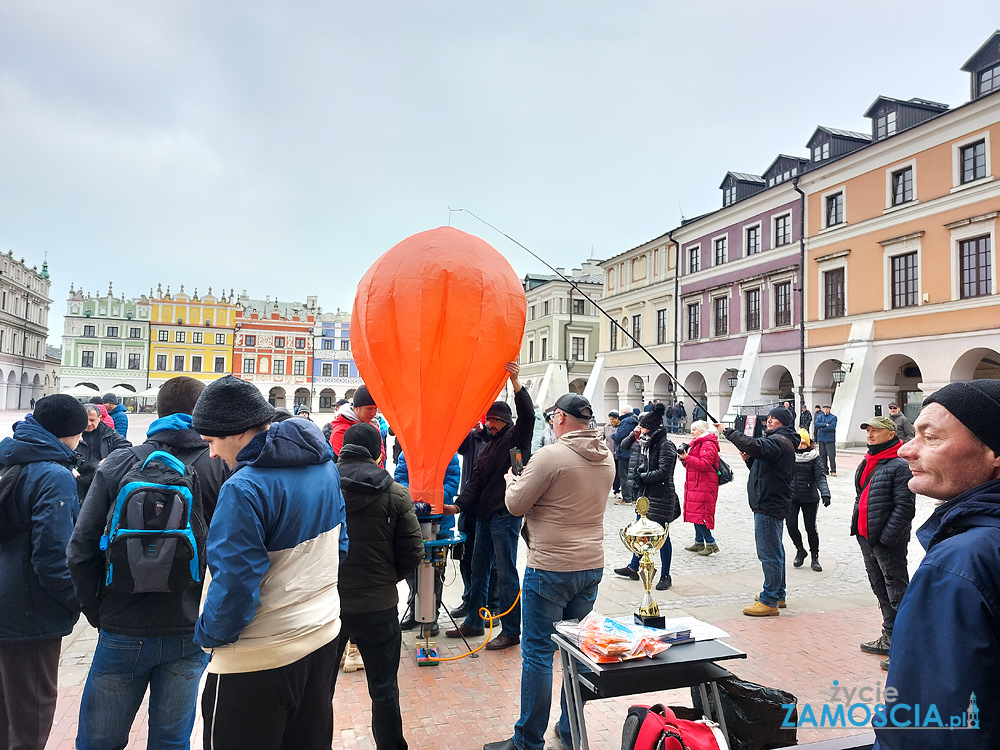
[148,285,238,385]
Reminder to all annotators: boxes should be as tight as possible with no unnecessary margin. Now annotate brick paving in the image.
[22,411,919,749]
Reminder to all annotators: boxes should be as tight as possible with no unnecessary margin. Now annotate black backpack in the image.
[0,464,26,543]
[100,446,208,594]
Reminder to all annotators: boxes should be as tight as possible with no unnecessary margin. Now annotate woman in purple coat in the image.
[678,421,721,555]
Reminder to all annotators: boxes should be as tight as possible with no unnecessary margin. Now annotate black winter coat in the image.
[67,425,230,636]
[790,449,830,505]
[337,448,424,615]
[623,427,679,525]
[74,422,131,501]
[454,387,534,520]
[724,424,798,519]
[851,453,915,548]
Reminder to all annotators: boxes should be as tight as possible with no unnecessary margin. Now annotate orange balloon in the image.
[352,227,527,512]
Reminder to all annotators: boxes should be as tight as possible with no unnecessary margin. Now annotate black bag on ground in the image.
[691,675,797,750]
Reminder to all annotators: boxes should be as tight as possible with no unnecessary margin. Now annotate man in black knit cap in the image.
[874,380,1000,750]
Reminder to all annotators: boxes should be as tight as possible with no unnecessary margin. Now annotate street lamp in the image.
[17,291,28,409]
[726,369,745,389]
[832,360,853,385]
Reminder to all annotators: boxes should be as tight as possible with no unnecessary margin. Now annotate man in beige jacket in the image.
[483,393,616,750]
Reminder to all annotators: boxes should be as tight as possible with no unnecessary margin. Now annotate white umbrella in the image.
[135,386,161,398]
[63,384,100,398]
[110,385,139,398]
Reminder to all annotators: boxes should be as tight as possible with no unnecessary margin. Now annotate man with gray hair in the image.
[483,393,616,750]
[874,381,1000,749]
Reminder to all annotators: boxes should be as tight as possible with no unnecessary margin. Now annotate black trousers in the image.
[333,607,407,750]
[0,638,61,750]
[787,502,819,554]
[818,441,837,473]
[202,636,339,750]
[857,535,910,637]
[617,457,635,502]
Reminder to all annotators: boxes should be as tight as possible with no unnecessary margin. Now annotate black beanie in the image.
[639,402,666,429]
[353,385,376,408]
[768,407,793,426]
[192,375,277,437]
[33,394,88,437]
[485,400,513,424]
[343,422,382,460]
[102,392,118,405]
[924,380,1000,456]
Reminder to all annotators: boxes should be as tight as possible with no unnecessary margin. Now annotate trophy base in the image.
[634,612,665,629]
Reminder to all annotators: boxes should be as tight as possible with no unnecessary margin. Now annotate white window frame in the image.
[884,159,918,211]
[710,293,730,338]
[741,284,762,333]
[771,212,793,249]
[712,234,729,266]
[686,244,701,274]
[540,335,549,360]
[570,335,588,362]
[948,215,997,301]
[817,256,849,321]
[951,131,992,192]
[820,186,846,231]
[881,234,923,311]
[684,299,702,341]
[743,221,762,256]
[769,271,797,328]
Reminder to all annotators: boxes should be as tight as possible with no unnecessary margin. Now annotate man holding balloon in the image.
[444,362,534,651]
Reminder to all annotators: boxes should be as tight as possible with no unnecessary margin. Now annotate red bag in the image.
[622,704,725,750]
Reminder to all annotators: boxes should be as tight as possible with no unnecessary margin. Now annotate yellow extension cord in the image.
[431,587,523,662]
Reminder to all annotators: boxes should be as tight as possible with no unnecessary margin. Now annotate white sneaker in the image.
[342,642,364,673]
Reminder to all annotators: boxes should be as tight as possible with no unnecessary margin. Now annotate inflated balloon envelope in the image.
[352,226,527,512]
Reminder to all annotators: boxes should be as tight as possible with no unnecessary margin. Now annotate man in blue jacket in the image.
[814,405,838,476]
[0,394,87,750]
[611,406,639,504]
[192,376,349,750]
[102,393,129,440]
[68,376,230,750]
[874,381,1000,749]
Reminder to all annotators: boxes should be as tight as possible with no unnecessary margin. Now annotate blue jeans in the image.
[694,524,715,544]
[464,512,522,637]
[513,567,602,750]
[77,632,209,750]
[754,513,786,606]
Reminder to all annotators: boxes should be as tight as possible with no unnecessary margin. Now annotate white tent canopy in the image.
[135,386,160,398]
[62,384,100,398]
[109,385,139,398]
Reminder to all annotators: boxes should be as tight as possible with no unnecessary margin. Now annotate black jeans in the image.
[0,638,60,750]
[818,441,837,473]
[457,511,497,609]
[202,637,339,750]
[333,607,407,749]
[857,535,910,637]
[617,457,634,502]
[787,502,819,554]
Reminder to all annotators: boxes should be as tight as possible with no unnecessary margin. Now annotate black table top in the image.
[551,632,746,674]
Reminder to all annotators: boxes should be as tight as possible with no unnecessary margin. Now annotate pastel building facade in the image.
[312,310,363,413]
[148,286,238,386]
[0,254,53,409]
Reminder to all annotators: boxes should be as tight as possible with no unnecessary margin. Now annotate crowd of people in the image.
[0,371,997,750]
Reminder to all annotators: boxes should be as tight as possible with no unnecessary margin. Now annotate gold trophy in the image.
[619,496,668,628]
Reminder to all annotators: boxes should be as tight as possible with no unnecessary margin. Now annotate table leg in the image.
[698,682,712,723]
[709,679,730,748]
[562,647,590,750]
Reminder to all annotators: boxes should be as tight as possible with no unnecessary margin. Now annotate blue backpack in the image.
[100,447,208,594]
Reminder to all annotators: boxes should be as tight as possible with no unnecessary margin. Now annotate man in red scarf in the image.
[851,416,914,670]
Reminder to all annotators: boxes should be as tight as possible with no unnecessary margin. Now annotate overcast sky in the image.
[1,2,996,343]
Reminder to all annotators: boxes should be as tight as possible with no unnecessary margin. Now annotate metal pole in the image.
[792,178,806,412]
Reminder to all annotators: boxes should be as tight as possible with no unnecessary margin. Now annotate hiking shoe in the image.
[450,602,468,619]
[684,542,704,552]
[880,658,890,671]
[811,555,823,572]
[614,566,640,580]
[743,601,779,617]
[698,543,719,556]
[861,634,891,655]
[792,549,807,567]
[342,642,364,673]
[756,594,786,608]
[655,575,672,591]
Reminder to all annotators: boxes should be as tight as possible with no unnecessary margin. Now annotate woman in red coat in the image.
[678,420,721,555]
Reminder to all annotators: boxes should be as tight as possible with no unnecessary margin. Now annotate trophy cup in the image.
[619,496,668,628]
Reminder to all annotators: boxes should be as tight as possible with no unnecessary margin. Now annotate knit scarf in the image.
[857,439,900,539]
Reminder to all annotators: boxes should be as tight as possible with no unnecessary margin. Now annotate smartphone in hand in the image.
[510,447,523,476]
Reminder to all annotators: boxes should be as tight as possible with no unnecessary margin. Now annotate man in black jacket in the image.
[67,377,230,749]
[444,362,533,650]
[717,407,797,617]
[335,422,423,750]
[74,403,131,502]
[852,416,914,669]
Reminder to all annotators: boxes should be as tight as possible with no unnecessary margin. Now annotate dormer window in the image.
[876,111,897,140]
[812,142,830,162]
[981,63,1000,97]
[723,186,736,206]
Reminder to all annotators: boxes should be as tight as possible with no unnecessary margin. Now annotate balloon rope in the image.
[432,588,522,662]
[448,208,718,423]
